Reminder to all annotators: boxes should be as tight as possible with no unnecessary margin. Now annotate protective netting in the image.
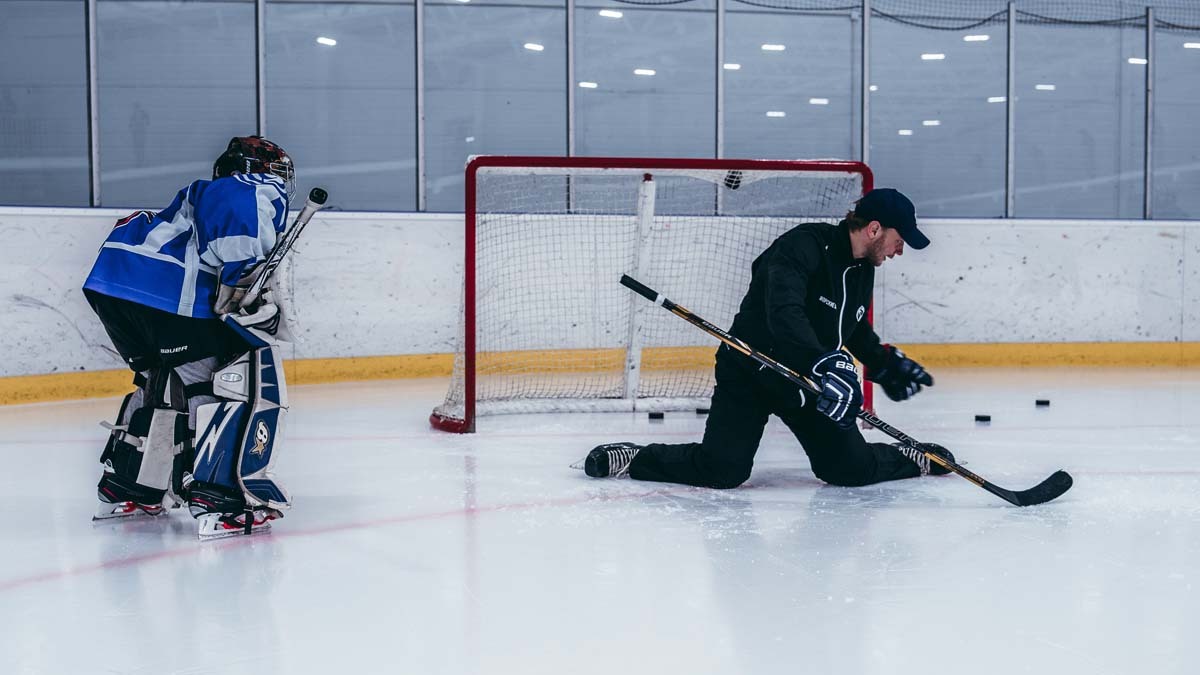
[432,160,868,430]
[602,0,1200,31]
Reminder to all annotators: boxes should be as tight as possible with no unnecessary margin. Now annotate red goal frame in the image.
[431,155,875,433]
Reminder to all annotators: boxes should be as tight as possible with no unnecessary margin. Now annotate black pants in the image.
[629,347,919,489]
[85,289,242,373]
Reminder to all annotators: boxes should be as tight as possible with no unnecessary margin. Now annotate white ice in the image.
[1,368,1197,675]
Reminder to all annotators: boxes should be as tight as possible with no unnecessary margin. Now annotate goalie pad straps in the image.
[99,369,190,504]
[193,345,291,511]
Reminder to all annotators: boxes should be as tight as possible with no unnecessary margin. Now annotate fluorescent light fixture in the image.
[524,43,545,52]
[869,85,878,91]
[316,36,337,47]
[578,81,598,89]
[598,9,623,19]
[455,0,470,3]
[809,98,829,105]
[1127,57,1148,65]
[1186,43,1200,49]
[766,111,786,118]
[898,129,914,136]
[963,34,990,42]
[634,68,656,76]
[922,120,941,126]
[1035,83,1056,91]
[465,136,475,143]
[723,63,741,70]
[761,44,786,51]
[921,53,946,60]
[987,96,1007,103]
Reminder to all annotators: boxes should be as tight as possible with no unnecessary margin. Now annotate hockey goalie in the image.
[81,136,309,540]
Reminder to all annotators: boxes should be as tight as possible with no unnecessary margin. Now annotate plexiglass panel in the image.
[267,1,417,211]
[97,0,257,208]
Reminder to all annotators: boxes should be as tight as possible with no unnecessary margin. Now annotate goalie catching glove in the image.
[811,351,863,429]
[867,345,933,402]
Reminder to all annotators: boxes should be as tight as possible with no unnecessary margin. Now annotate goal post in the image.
[432,156,875,433]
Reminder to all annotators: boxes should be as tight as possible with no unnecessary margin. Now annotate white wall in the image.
[1,206,1196,378]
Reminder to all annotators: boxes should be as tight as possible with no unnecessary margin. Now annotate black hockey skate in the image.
[577,442,644,478]
[93,472,167,521]
[894,442,955,476]
[187,481,281,541]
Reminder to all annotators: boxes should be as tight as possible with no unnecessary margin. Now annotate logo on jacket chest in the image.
[856,305,866,321]
[818,296,837,310]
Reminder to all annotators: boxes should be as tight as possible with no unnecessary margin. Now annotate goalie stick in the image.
[620,274,1073,507]
[241,187,329,308]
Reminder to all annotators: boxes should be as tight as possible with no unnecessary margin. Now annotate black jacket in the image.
[725,221,889,391]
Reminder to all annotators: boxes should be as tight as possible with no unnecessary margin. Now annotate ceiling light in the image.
[987,96,1006,103]
[578,81,598,89]
[809,98,829,105]
[1127,57,1147,65]
[921,53,945,60]
[766,111,786,118]
[723,63,741,70]
[316,37,337,46]
[963,34,990,42]
[761,44,786,51]
[898,129,913,136]
[598,10,623,18]
[524,43,545,52]
[922,120,940,126]
[869,85,878,91]
[465,136,475,143]
[1185,43,1200,49]
[1035,84,1056,91]
[634,68,656,76]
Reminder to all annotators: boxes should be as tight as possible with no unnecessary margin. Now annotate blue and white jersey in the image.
[84,174,289,319]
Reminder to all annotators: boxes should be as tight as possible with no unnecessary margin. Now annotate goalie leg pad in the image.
[192,345,291,515]
[95,371,190,520]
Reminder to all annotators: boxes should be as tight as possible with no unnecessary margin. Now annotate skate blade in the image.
[195,513,275,541]
[93,502,165,522]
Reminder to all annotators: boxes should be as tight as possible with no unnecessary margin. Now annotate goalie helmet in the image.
[212,136,295,201]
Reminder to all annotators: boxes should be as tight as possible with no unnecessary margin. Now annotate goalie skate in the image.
[194,509,281,541]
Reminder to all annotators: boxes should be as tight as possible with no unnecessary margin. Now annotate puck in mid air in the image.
[1036,399,1050,407]
[648,411,665,420]
[974,414,991,423]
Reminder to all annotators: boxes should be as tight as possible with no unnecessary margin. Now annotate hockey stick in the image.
[620,274,1073,507]
[242,187,329,307]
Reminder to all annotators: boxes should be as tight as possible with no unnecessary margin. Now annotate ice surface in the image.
[0,368,1196,674]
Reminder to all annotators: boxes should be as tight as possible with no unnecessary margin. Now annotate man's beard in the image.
[866,237,888,266]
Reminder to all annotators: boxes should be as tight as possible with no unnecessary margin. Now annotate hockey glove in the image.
[867,345,933,401]
[811,351,863,429]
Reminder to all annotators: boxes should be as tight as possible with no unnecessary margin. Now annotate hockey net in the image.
[431,156,874,432]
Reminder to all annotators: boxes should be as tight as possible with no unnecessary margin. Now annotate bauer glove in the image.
[811,351,863,429]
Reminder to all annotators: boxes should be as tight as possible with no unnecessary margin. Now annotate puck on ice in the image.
[648,411,665,420]
[974,414,991,423]
[696,408,710,415]
[1036,399,1051,407]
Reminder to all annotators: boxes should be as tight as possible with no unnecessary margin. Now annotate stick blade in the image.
[1011,470,1073,506]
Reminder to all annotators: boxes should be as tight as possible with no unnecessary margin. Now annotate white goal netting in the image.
[432,158,870,432]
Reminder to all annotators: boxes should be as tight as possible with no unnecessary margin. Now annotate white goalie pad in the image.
[193,345,291,510]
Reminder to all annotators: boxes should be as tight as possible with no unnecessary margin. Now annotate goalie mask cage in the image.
[431,156,875,433]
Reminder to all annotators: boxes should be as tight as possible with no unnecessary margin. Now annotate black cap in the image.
[854,188,929,250]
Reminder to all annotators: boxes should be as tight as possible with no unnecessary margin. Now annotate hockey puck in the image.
[695,408,710,415]
[1036,399,1051,407]
[974,414,991,423]
[648,411,665,420]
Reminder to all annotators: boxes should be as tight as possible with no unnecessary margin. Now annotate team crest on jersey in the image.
[856,306,866,321]
[251,420,270,456]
